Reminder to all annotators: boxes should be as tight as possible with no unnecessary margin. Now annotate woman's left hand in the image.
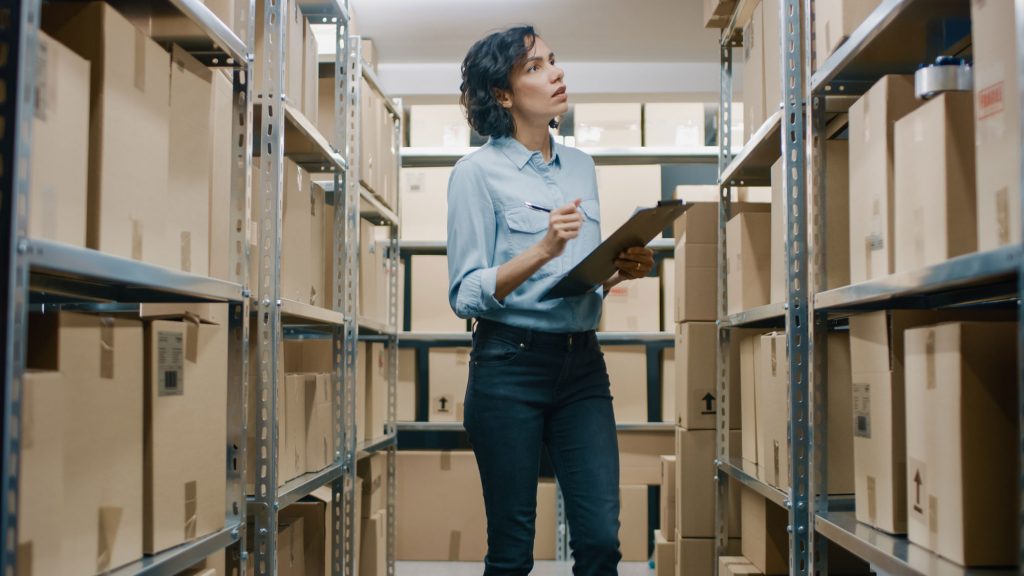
[613,247,655,280]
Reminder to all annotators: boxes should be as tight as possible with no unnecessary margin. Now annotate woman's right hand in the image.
[539,198,583,259]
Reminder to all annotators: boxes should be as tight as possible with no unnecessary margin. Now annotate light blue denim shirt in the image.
[447,135,603,333]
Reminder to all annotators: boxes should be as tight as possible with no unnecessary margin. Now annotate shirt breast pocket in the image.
[578,199,601,246]
[504,205,560,278]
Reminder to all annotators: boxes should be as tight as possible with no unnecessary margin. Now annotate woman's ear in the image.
[493,88,513,109]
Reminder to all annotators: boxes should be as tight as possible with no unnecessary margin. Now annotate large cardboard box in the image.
[662,346,675,422]
[741,488,788,575]
[409,104,471,148]
[574,103,642,147]
[302,22,319,123]
[676,537,742,576]
[427,347,470,422]
[972,0,1021,250]
[743,0,765,143]
[360,510,387,576]
[278,518,306,576]
[727,212,771,315]
[676,428,742,538]
[18,371,63,576]
[208,70,234,282]
[27,312,143,573]
[360,81,380,196]
[904,322,1018,566]
[770,159,785,304]
[411,255,467,332]
[660,456,677,539]
[739,332,763,465]
[365,343,391,441]
[398,347,417,421]
[304,374,334,473]
[848,75,921,283]
[720,557,762,576]
[280,374,308,484]
[819,141,851,290]
[279,494,328,576]
[894,92,977,273]
[263,158,314,304]
[596,165,663,240]
[762,0,782,119]
[358,453,387,519]
[604,345,648,422]
[814,0,881,70]
[535,480,558,561]
[676,322,741,430]
[44,2,171,264]
[143,313,227,554]
[654,529,674,576]
[399,167,451,242]
[619,485,649,561]
[644,103,706,147]
[600,276,661,332]
[29,32,89,247]
[620,430,676,485]
[396,451,487,560]
[673,203,718,322]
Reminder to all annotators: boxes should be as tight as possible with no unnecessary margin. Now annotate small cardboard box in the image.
[660,456,678,539]
[409,104,471,148]
[814,0,882,69]
[18,371,64,576]
[427,348,470,422]
[904,322,1018,566]
[411,255,467,332]
[304,374,334,473]
[677,537,743,576]
[535,480,558,561]
[366,343,391,441]
[675,322,741,430]
[398,347,417,421]
[574,103,642,147]
[399,167,451,242]
[894,92,977,273]
[742,0,765,143]
[661,346,675,423]
[654,529,675,576]
[280,374,308,485]
[279,494,328,576]
[360,510,387,576]
[596,165,663,240]
[619,485,649,561]
[278,518,306,576]
[741,488,789,575]
[358,453,387,519]
[284,160,315,303]
[599,276,661,332]
[676,428,742,538]
[727,212,772,315]
[619,430,676,485]
[603,345,648,423]
[643,103,706,147]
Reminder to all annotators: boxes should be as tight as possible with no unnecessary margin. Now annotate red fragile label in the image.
[978,81,1005,120]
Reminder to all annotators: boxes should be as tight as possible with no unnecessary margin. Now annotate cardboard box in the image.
[654,529,674,576]
[848,75,921,283]
[904,322,1018,566]
[309,182,326,307]
[574,103,642,147]
[399,167,451,242]
[44,2,171,264]
[360,81,380,196]
[411,255,467,332]
[359,220,391,326]
[743,1,765,143]
[27,312,143,573]
[727,212,771,315]
[677,537,743,576]
[620,430,676,485]
[604,345,648,422]
[360,510,387,576]
[676,322,741,430]
[600,276,661,332]
[279,495,327,576]
[660,456,677,539]
[18,371,63,576]
[825,332,855,495]
[894,92,977,273]
[661,258,674,331]
[770,159,785,304]
[208,70,234,282]
[619,485,648,561]
[366,343,391,440]
[280,374,308,484]
[972,0,1021,250]
[409,104,471,148]
[673,202,718,322]
[814,0,881,70]
[361,38,379,72]
[661,346,675,422]
[304,374,335,473]
[317,76,340,149]
[720,557,762,576]
[739,332,763,465]
[704,0,738,27]
[143,314,228,554]
[428,347,470,422]
[29,31,89,247]
[377,102,398,211]
[302,21,318,124]
[819,140,851,290]
[278,518,306,576]
[283,338,334,374]
[258,158,314,304]
[596,165,662,240]
[398,347,417,421]
[762,0,782,118]
[358,453,386,519]
[396,451,487,560]
[357,342,368,441]
[741,488,788,575]
[644,103,706,147]
[676,428,742,538]
[535,480,557,561]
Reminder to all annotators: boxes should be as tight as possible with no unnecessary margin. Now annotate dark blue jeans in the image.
[463,319,621,576]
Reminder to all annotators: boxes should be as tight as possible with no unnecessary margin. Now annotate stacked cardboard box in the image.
[427,347,470,422]
[813,0,882,70]
[409,105,472,148]
[410,255,467,332]
[643,103,706,147]
[574,104,643,147]
[399,167,451,242]
[604,345,649,422]
[600,276,661,332]
[359,219,392,327]
[727,211,771,315]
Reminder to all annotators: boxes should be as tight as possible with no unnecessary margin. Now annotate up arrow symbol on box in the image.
[701,393,716,414]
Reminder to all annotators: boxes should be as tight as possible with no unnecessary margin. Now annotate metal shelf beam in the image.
[107,526,241,576]
[717,457,788,509]
[721,302,787,328]
[357,434,398,460]
[718,110,782,187]
[255,99,347,173]
[280,298,348,326]
[274,464,345,509]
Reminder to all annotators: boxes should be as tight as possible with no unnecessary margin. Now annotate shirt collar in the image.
[492,134,561,170]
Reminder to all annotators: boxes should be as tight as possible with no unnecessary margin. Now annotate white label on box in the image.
[852,381,871,438]
[157,331,185,396]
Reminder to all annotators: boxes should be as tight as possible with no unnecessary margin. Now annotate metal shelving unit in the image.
[400,146,722,168]
[2,1,254,574]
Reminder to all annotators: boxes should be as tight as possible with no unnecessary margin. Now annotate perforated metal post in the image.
[555,481,571,561]
[386,99,402,576]
[1,2,39,574]
[1015,0,1024,569]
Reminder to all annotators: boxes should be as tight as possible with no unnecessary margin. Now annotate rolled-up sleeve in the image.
[447,160,506,319]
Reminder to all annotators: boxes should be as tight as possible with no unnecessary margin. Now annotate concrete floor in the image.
[396,561,654,576]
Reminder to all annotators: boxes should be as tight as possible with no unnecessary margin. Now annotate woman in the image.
[447,25,655,575]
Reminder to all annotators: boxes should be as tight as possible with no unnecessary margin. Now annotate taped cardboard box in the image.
[672,202,718,322]
[398,347,417,421]
[427,347,470,422]
[643,103,706,147]
[727,212,771,315]
[43,2,171,264]
[574,103,642,147]
[654,529,674,576]
[676,537,742,576]
[29,31,89,247]
[399,167,451,242]
[208,70,234,282]
[619,485,648,561]
[660,456,677,539]
[675,322,741,430]
[411,255,467,332]
[143,311,228,554]
[848,75,921,283]
[972,0,1022,251]
[894,92,977,274]
[814,0,881,70]
[604,345,647,422]
[18,371,64,576]
[27,312,143,573]
[620,430,675,485]
[661,346,675,422]
[904,322,1018,566]
[366,343,391,441]
[596,165,662,240]
[676,428,742,538]
[358,453,387,519]
[304,374,334,474]
[741,487,788,575]
[535,480,558,561]
[396,451,487,560]
[360,510,387,576]
[742,0,765,144]
[409,104,472,148]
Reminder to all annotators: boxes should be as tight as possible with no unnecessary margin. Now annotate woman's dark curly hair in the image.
[459,26,541,139]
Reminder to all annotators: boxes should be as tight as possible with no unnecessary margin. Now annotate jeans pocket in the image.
[471,335,524,366]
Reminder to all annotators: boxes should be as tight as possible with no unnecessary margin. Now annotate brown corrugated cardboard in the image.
[366,343,391,441]
[762,0,781,118]
[727,212,772,315]
[894,92,977,273]
[720,557,761,576]
[396,451,487,560]
[27,312,143,573]
[285,0,303,109]
[972,0,1021,250]
[360,220,391,326]
[660,456,677,540]
[741,488,788,575]
[743,0,765,143]
[399,167,450,242]
[29,31,89,247]
[409,104,471,148]
[662,346,675,423]
[360,510,387,576]
[279,497,327,576]
[18,371,63,576]
[398,347,417,421]
[359,453,387,519]
[143,315,227,554]
[208,70,234,281]
[704,0,738,27]
[428,347,470,422]
[904,322,1018,566]
[814,0,881,69]
[643,103,706,147]
[654,529,674,575]
[302,21,318,123]
[620,430,675,485]
[44,2,171,264]
[770,159,785,304]
[676,322,741,430]
[603,345,648,422]
[848,75,921,283]
[356,342,368,440]
[673,202,718,322]
[596,165,662,240]
[819,140,851,290]
[309,182,326,307]
[826,332,855,495]
[317,76,340,149]
[360,79,379,195]
[677,537,743,576]
[281,374,307,484]
[739,332,763,466]
[600,276,661,332]
[535,480,557,561]
[278,518,306,576]
[574,104,643,147]
[411,255,467,332]
[676,428,741,538]
[620,485,648,561]
[661,258,674,331]
[304,374,334,473]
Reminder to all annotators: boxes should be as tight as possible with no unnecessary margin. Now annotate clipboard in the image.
[540,199,691,301]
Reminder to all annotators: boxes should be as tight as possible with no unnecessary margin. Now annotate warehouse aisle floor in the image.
[397,561,655,575]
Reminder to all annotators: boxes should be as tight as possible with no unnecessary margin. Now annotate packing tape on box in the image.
[866,476,877,523]
[439,450,451,471]
[181,231,192,273]
[997,188,1011,245]
[97,505,123,572]
[929,496,938,537]
[925,329,936,390]
[184,313,201,364]
[100,317,115,379]
[772,440,780,487]
[132,219,144,261]
[134,29,146,92]
[448,530,461,561]
[17,542,32,574]
[185,480,198,540]
[770,337,778,377]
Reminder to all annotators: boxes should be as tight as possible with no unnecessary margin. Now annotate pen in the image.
[524,201,552,213]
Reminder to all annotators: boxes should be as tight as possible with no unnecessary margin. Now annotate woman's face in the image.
[505,36,568,127]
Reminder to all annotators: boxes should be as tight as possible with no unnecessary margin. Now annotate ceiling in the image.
[348,0,721,64]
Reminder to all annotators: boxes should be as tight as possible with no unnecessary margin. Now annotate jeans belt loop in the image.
[567,334,574,351]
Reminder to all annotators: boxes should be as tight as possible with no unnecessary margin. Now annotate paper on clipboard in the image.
[540,199,690,301]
